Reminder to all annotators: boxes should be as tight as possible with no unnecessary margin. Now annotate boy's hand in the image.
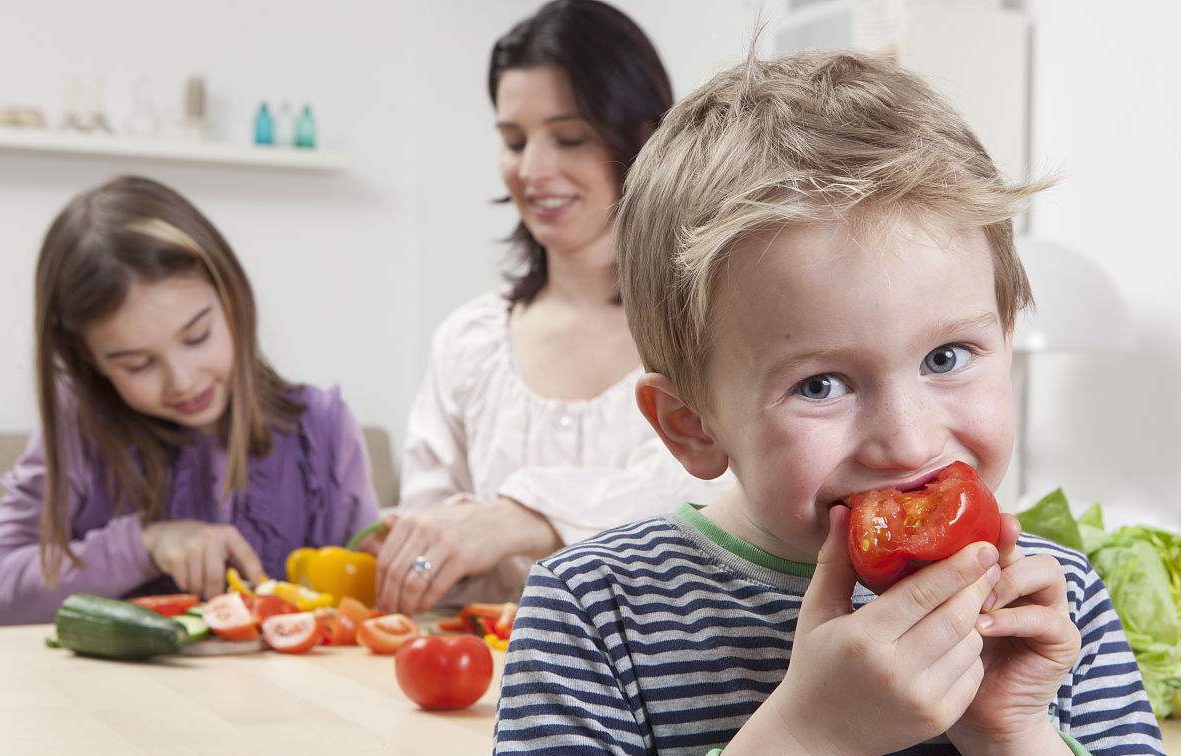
[946,514,1081,756]
[731,506,1001,756]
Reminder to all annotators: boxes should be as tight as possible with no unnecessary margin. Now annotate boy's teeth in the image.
[535,197,572,208]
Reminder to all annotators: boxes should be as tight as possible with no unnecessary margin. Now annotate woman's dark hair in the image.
[488,0,673,305]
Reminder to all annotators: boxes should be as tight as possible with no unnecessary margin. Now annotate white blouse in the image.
[399,292,733,601]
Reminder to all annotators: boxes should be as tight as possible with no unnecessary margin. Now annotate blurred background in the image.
[0,0,1177,529]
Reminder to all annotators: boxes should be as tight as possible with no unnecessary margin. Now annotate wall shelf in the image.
[0,128,348,171]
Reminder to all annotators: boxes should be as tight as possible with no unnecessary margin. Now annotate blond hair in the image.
[617,50,1048,411]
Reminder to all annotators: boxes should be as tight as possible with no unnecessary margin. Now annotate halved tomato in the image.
[356,614,417,655]
[261,611,320,654]
[130,593,199,617]
[247,595,298,625]
[202,593,260,641]
[329,597,377,646]
[847,461,1002,594]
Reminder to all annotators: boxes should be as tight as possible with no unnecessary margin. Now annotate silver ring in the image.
[411,555,433,576]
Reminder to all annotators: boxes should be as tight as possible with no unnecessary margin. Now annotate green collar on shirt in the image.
[675,502,816,579]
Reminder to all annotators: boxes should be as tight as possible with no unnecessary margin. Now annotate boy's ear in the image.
[635,373,729,480]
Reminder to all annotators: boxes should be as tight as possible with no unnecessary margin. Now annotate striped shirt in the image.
[495,503,1164,755]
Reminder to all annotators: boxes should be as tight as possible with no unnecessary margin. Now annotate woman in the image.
[375,0,730,614]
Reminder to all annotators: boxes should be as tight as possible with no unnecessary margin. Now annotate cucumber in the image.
[55,594,185,660]
[173,614,210,643]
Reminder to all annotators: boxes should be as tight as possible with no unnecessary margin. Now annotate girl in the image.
[0,175,379,624]
[374,0,732,614]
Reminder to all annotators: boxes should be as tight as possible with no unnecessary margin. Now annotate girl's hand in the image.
[374,497,559,616]
[727,506,1001,756]
[141,520,265,599]
[947,514,1081,756]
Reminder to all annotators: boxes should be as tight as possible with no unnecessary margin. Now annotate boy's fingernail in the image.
[982,590,997,611]
[977,545,998,567]
[985,564,1001,584]
[977,614,994,630]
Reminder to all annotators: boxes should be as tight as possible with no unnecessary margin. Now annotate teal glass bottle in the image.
[294,105,316,148]
[254,102,274,145]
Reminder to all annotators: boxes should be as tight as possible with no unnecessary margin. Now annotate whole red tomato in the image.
[394,634,494,711]
[847,461,1001,594]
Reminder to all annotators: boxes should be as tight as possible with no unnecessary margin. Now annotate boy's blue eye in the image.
[795,373,850,400]
[923,344,973,374]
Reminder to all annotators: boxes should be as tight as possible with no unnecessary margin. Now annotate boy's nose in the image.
[854,387,945,474]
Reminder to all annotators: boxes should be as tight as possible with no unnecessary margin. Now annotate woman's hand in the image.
[374,497,560,615]
[141,520,265,599]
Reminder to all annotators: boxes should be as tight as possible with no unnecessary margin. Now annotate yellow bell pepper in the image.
[225,566,255,597]
[254,578,335,611]
[483,633,509,651]
[285,545,377,608]
[224,566,335,611]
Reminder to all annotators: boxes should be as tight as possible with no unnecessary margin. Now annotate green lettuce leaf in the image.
[1017,489,1083,551]
[1017,491,1181,719]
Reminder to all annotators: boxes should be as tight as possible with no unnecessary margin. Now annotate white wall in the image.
[1025,0,1181,529]
[0,0,423,447]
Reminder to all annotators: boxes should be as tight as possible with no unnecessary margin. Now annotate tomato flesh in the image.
[846,461,1001,594]
[357,614,417,655]
[394,634,494,710]
[202,592,260,641]
[130,593,199,617]
[247,595,298,625]
[261,611,320,654]
[329,597,377,646]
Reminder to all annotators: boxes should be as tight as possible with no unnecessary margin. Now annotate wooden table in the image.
[5,622,1181,754]
[0,624,499,756]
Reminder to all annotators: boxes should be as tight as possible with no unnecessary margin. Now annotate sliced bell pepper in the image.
[225,567,256,597]
[483,633,508,651]
[254,578,335,611]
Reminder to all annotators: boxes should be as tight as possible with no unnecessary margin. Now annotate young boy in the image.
[493,51,1163,755]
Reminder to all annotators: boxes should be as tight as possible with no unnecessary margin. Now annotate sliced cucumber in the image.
[173,614,210,643]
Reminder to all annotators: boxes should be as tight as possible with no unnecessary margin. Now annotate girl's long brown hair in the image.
[35,175,303,585]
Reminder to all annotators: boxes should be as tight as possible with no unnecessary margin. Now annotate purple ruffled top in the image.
[0,384,379,625]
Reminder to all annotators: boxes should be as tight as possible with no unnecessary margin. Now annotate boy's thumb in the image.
[797,505,858,634]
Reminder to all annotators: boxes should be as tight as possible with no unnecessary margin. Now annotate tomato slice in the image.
[394,634,494,710]
[356,614,417,655]
[247,595,298,625]
[202,593,261,641]
[261,611,320,654]
[493,602,517,639]
[847,461,1001,594]
[129,594,199,617]
[329,597,376,646]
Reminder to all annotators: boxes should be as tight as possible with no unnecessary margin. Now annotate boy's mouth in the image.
[828,466,951,507]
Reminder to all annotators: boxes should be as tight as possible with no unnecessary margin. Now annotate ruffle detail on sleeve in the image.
[231,384,333,579]
[299,385,341,548]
